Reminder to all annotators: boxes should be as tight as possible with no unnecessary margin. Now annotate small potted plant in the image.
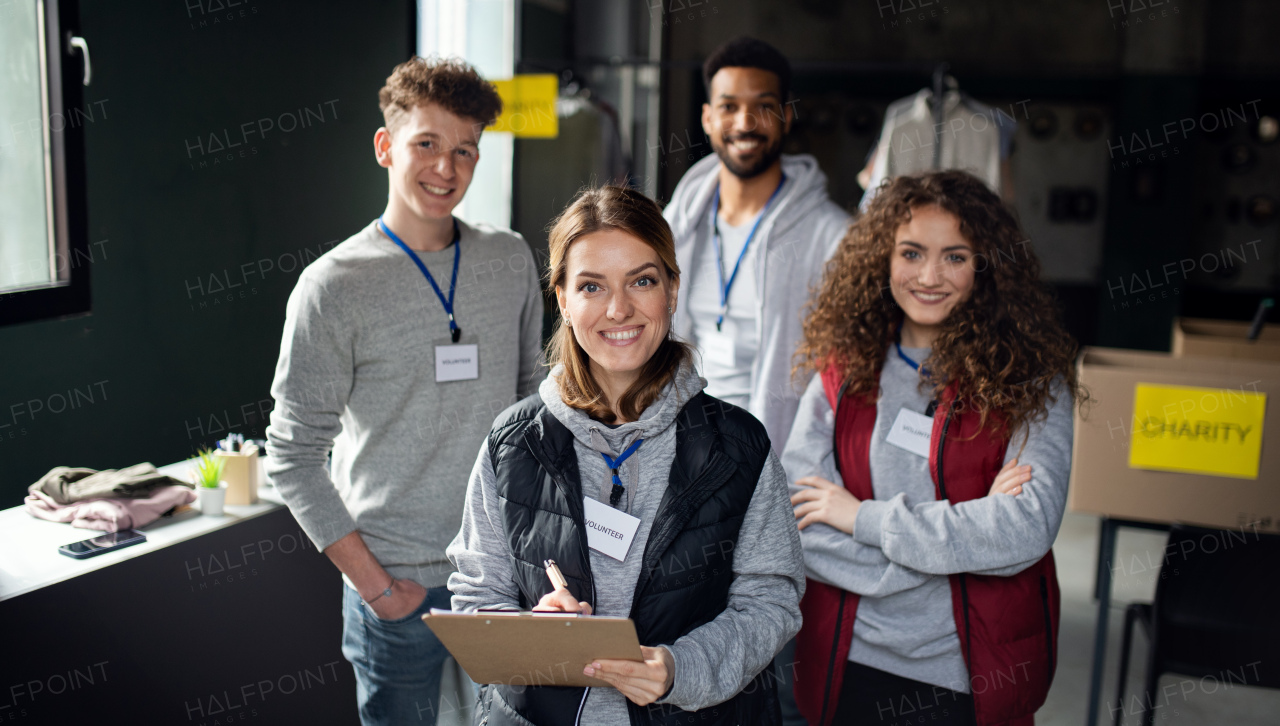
[192,447,227,516]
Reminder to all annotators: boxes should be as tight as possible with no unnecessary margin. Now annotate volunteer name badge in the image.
[1128,383,1267,479]
[701,329,736,369]
[886,408,934,458]
[583,496,641,562]
[435,344,479,382]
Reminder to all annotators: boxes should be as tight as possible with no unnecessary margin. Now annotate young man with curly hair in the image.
[266,57,544,726]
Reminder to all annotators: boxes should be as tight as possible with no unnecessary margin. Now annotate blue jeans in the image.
[341,583,456,726]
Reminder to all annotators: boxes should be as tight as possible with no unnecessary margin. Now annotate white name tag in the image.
[700,329,736,369]
[435,344,479,382]
[886,408,934,458]
[583,496,641,562]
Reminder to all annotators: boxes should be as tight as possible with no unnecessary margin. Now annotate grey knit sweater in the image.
[447,363,805,723]
[266,218,544,588]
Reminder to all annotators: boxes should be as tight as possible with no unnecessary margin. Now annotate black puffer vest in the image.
[474,390,781,726]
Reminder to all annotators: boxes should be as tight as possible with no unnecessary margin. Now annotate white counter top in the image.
[0,458,286,602]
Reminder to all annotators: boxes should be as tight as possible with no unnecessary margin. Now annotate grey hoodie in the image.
[665,153,851,452]
[781,349,1074,692]
[447,362,805,723]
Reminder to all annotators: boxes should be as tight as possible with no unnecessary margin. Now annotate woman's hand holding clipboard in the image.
[538,560,675,705]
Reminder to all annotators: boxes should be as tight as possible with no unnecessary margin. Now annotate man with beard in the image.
[665,37,850,453]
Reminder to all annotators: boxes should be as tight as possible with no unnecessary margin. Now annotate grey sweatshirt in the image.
[447,363,805,722]
[665,153,851,451]
[266,218,544,588]
[780,347,1073,692]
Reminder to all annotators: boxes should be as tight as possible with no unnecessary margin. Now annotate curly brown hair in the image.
[378,56,503,132]
[796,170,1082,438]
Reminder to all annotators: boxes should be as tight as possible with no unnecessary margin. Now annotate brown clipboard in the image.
[422,609,643,687]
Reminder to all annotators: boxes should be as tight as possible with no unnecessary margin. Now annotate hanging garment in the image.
[860,88,1016,210]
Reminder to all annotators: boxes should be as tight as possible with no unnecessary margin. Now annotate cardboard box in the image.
[215,444,260,505]
[1172,317,1280,362]
[1068,347,1280,533]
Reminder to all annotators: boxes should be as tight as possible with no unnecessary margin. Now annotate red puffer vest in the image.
[793,366,1060,726]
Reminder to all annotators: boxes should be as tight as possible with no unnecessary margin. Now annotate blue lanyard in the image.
[600,438,644,508]
[894,322,930,378]
[895,340,940,417]
[895,341,924,373]
[378,216,462,343]
[709,173,786,331]
[895,324,939,416]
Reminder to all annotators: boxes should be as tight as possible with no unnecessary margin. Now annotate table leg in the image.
[1086,518,1118,726]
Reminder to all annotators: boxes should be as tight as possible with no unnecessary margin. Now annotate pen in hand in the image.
[538,559,592,615]
[544,559,569,590]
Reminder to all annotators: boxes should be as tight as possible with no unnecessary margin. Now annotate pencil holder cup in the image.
[216,444,260,505]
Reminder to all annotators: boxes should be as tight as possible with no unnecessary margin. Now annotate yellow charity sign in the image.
[490,75,559,138]
[1128,383,1267,479]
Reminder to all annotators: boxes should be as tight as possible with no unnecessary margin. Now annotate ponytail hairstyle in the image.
[545,186,694,423]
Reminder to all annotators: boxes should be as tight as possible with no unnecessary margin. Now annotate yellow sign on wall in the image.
[490,75,559,138]
[1128,383,1267,479]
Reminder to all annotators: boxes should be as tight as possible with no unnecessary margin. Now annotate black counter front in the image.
[0,506,358,725]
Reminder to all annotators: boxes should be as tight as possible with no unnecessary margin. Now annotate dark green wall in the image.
[1095,76,1202,350]
[0,0,412,506]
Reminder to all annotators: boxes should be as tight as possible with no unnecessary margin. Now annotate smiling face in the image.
[555,228,678,393]
[702,66,790,179]
[376,101,480,222]
[889,205,976,343]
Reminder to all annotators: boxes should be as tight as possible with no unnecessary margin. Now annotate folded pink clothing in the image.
[24,485,196,532]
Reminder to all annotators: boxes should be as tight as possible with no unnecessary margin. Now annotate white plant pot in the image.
[199,483,228,516]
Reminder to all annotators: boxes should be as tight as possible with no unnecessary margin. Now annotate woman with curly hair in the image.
[784,170,1080,726]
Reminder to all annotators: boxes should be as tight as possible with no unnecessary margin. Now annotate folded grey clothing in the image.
[29,463,191,505]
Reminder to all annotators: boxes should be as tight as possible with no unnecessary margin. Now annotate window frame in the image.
[0,0,91,327]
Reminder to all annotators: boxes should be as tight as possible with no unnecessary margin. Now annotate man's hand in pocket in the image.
[370,578,428,620]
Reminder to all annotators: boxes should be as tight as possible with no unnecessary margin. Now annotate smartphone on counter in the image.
[57,529,148,559]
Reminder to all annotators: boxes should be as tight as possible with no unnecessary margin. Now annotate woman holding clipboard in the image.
[447,185,804,726]
[785,171,1081,726]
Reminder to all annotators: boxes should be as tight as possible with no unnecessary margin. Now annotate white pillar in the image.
[418,0,516,229]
